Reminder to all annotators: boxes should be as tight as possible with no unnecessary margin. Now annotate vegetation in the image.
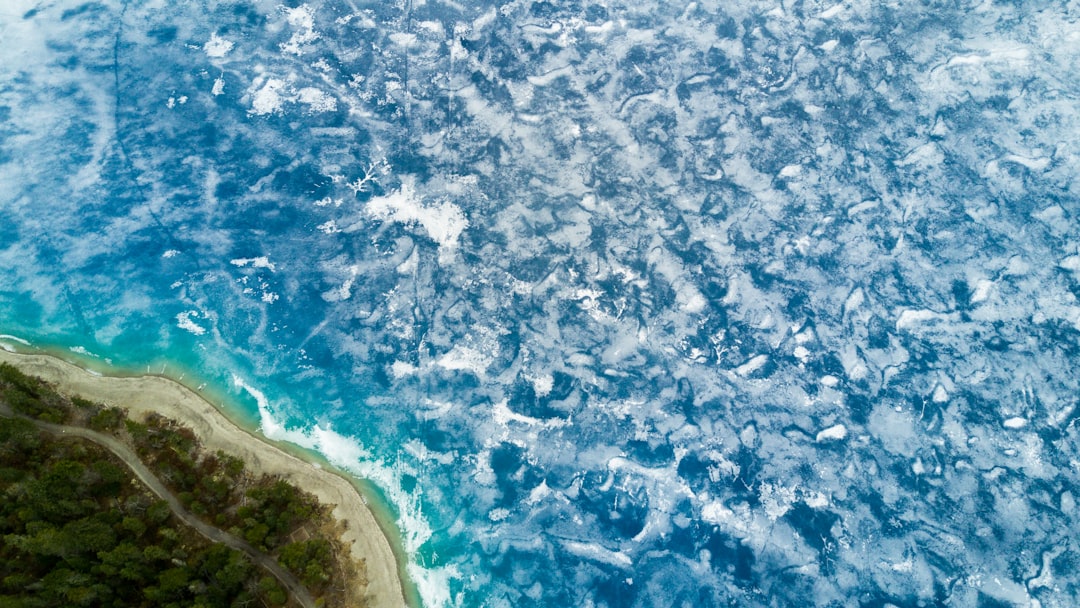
[0,415,281,607]
[0,362,366,607]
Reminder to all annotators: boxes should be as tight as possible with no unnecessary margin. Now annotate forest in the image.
[0,362,366,607]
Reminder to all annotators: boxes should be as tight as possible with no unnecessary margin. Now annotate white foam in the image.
[69,345,98,358]
[176,311,207,336]
[234,377,441,562]
[406,563,459,608]
[0,334,31,346]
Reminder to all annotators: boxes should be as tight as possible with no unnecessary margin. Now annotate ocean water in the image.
[2,0,1080,606]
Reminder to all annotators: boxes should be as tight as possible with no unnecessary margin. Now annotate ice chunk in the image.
[816,424,848,442]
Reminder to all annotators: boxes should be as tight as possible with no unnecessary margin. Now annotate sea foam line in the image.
[231,374,453,607]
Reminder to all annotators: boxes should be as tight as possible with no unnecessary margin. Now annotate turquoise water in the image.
[4,1,1080,607]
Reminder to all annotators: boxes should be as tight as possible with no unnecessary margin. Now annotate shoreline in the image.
[0,346,417,608]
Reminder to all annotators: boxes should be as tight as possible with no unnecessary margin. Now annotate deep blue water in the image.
[3,1,1080,606]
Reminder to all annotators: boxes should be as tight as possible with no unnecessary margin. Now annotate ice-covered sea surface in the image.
[3,0,1080,605]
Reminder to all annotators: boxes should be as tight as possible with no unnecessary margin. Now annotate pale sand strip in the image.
[0,349,408,608]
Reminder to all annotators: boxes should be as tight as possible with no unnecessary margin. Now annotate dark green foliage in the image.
[88,406,125,432]
[0,419,284,608]
[238,477,321,552]
[279,538,334,588]
[0,364,69,424]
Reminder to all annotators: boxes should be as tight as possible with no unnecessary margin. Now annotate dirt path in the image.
[21,415,319,608]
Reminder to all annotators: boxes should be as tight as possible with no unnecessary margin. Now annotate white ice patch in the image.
[176,311,206,336]
[734,354,769,377]
[279,4,321,55]
[896,309,954,331]
[970,279,994,303]
[297,87,337,113]
[779,164,802,178]
[561,540,633,568]
[203,33,234,58]
[365,183,468,253]
[932,385,949,403]
[316,219,340,234]
[249,78,288,115]
[391,360,418,378]
[528,373,554,397]
[230,256,276,271]
[436,345,492,376]
[816,424,848,442]
[1003,417,1028,429]
[491,399,567,429]
[759,481,797,520]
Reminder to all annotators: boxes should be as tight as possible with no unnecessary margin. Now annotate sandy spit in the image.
[0,349,408,608]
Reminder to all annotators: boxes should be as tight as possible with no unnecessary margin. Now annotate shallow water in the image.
[3,1,1080,606]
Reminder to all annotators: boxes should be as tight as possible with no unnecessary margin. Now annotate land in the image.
[0,349,409,608]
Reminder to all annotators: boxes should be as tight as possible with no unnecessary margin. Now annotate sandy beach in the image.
[0,348,409,608]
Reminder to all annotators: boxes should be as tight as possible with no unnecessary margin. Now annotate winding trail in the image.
[10,413,318,608]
